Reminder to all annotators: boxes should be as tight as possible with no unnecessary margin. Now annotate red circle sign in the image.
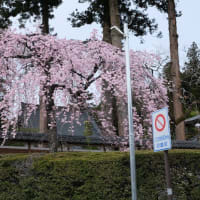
[155,114,166,132]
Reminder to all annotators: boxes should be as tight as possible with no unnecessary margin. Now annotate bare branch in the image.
[71,69,86,79]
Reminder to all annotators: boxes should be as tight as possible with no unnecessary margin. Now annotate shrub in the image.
[0,150,199,200]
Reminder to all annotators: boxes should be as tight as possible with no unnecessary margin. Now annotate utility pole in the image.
[111,23,137,200]
[124,23,137,200]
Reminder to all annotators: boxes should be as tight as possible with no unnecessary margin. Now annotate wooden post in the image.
[164,150,173,200]
[28,142,31,153]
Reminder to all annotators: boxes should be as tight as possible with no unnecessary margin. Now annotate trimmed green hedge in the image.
[0,150,200,200]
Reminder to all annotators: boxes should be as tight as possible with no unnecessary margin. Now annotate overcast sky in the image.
[13,0,200,67]
[49,0,200,67]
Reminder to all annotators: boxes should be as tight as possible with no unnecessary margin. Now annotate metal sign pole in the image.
[164,150,173,200]
[124,23,137,200]
[152,108,173,199]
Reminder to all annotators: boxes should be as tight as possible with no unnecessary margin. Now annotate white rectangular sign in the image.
[152,107,171,152]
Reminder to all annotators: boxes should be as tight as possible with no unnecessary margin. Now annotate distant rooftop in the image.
[185,115,200,124]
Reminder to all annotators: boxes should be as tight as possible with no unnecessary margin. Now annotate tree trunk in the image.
[40,1,58,151]
[102,81,119,136]
[101,0,119,137]
[41,1,49,34]
[102,1,112,43]
[109,0,128,138]
[168,0,185,140]
[109,0,122,48]
[40,1,49,134]
[39,94,48,133]
[39,1,49,134]
[46,85,58,153]
[102,21,112,43]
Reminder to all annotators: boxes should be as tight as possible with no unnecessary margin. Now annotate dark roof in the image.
[172,140,200,149]
[0,132,117,145]
[20,102,102,138]
[185,115,200,124]
[1,132,200,149]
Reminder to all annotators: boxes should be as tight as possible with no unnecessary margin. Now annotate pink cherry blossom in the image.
[0,29,167,148]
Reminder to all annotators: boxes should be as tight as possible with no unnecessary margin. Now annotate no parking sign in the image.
[152,107,171,152]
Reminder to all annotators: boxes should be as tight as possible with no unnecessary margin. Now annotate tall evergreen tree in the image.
[68,0,162,43]
[108,0,126,138]
[68,0,167,138]
[162,61,175,136]
[17,0,63,152]
[0,0,20,29]
[0,0,63,151]
[131,0,185,140]
[68,0,168,138]
[0,0,63,33]
[182,42,200,112]
[20,0,63,152]
[167,0,185,140]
